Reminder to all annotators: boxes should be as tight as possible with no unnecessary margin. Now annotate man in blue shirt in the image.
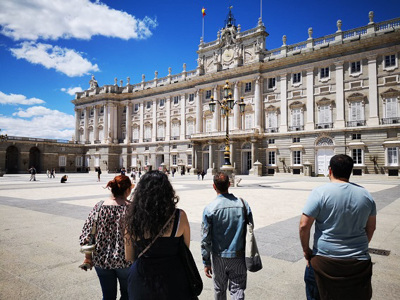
[201,172,253,300]
[299,154,376,300]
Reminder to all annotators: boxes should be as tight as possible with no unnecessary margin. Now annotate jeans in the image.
[304,264,320,300]
[95,267,130,300]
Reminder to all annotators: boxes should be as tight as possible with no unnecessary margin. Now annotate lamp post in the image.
[0,129,7,142]
[209,81,245,168]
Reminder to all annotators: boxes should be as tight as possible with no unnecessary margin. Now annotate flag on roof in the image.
[202,7,206,17]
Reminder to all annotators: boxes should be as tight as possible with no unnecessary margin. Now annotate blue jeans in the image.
[304,264,320,300]
[95,267,130,300]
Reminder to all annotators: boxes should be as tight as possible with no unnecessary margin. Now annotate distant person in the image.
[299,154,376,300]
[51,168,56,178]
[130,170,136,183]
[124,170,192,299]
[96,167,102,182]
[46,169,50,178]
[201,172,253,299]
[201,170,206,180]
[121,167,126,176]
[60,175,68,183]
[138,170,142,178]
[28,166,37,181]
[197,170,201,180]
[80,175,133,300]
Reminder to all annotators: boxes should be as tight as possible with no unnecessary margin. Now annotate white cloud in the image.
[61,87,83,96]
[0,0,157,41]
[0,106,75,140]
[0,91,45,105]
[10,42,99,77]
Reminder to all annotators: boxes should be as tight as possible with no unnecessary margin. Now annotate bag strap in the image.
[137,209,176,259]
[239,198,249,225]
[89,200,104,244]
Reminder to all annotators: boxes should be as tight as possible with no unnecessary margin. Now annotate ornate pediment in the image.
[381,88,400,97]
[347,92,365,102]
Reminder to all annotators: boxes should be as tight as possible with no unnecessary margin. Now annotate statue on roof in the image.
[89,75,98,89]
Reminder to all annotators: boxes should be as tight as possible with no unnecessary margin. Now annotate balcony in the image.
[315,123,333,129]
[132,139,139,143]
[288,125,304,131]
[156,137,165,141]
[171,136,180,140]
[346,120,366,127]
[265,127,279,133]
[143,138,151,142]
[381,117,400,124]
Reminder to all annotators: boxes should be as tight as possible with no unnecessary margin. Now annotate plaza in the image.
[0,172,399,299]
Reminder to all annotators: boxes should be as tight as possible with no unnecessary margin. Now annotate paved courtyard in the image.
[0,172,399,299]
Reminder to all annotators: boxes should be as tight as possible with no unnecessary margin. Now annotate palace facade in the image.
[1,10,400,177]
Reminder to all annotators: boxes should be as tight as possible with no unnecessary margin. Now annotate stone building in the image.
[1,10,400,177]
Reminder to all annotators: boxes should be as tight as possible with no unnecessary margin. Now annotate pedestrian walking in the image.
[299,154,376,300]
[201,170,205,180]
[28,166,37,181]
[96,167,102,182]
[201,172,253,299]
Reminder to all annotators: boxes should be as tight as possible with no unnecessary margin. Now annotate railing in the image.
[171,136,180,140]
[132,139,139,143]
[346,120,366,127]
[343,26,368,39]
[265,127,279,133]
[287,41,307,52]
[288,125,304,131]
[240,28,257,38]
[156,137,165,141]
[7,136,70,143]
[315,123,333,129]
[381,117,400,124]
[143,138,151,142]
[314,34,336,46]
[375,17,400,32]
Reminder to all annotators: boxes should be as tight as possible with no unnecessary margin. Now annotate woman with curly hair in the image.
[80,175,133,300]
[124,170,192,300]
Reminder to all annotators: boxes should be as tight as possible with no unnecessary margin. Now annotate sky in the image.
[0,0,398,140]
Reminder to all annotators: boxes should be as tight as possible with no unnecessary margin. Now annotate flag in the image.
[202,7,206,17]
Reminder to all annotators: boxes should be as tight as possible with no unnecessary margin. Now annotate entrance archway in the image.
[29,147,41,172]
[6,146,19,173]
[316,137,334,176]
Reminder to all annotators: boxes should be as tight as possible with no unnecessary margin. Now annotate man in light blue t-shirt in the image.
[299,154,376,300]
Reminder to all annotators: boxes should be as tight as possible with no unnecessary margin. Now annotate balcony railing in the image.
[156,137,165,141]
[143,138,151,142]
[315,123,333,129]
[185,135,192,139]
[288,125,304,131]
[346,120,366,127]
[132,139,139,143]
[381,117,400,124]
[265,127,279,133]
[171,136,180,140]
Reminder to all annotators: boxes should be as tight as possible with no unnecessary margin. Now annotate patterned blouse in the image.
[79,201,132,269]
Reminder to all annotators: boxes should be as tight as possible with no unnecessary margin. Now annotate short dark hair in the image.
[329,154,353,180]
[213,172,230,193]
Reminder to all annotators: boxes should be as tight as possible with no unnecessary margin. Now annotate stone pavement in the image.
[0,172,399,299]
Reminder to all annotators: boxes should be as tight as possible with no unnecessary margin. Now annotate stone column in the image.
[280,73,288,132]
[93,105,99,144]
[74,109,80,143]
[152,99,157,141]
[230,141,234,169]
[368,55,379,126]
[113,104,118,143]
[334,61,345,128]
[195,90,203,133]
[103,104,109,144]
[305,68,315,130]
[139,102,144,143]
[125,103,131,144]
[250,139,257,174]
[208,143,213,173]
[233,82,240,130]
[254,76,263,131]
[212,86,220,132]
[107,104,114,143]
[180,94,186,140]
[166,96,171,141]
[84,107,89,143]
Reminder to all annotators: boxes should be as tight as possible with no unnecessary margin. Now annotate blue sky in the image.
[0,0,398,140]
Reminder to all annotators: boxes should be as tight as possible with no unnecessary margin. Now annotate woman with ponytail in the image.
[80,175,133,300]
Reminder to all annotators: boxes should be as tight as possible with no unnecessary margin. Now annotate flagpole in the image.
[202,16,204,41]
[260,0,263,21]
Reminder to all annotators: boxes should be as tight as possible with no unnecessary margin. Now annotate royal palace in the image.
[1,10,400,177]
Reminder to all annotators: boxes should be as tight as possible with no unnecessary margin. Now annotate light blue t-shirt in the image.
[303,182,376,260]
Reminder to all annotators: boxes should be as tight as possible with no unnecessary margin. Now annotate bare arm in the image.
[299,213,315,263]
[179,210,191,248]
[365,215,376,243]
[124,230,135,262]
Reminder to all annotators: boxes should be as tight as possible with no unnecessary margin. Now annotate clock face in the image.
[223,49,234,62]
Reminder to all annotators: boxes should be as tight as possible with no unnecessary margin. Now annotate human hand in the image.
[204,265,213,278]
[303,248,313,266]
[79,258,93,271]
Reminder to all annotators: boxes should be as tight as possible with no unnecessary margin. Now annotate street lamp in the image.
[209,80,245,168]
[0,129,7,142]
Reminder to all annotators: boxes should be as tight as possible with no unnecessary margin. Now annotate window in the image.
[172,144,177,149]
[205,90,212,99]
[245,114,253,130]
[267,111,278,129]
[90,108,94,116]
[292,72,301,84]
[172,155,177,165]
[292,108,303,127]
[132,127,139,140]
[293,137,300,143]
[268,151,276,165]
[318,105,332,125]
[157,123,165,138]
[134,104,139,112]
[245,82,252,92]
[320,67,329,79]
[352,149,363,165]
[351,61,361,74]
[188,144,193,149]
[100,106,104,114]
[59,156,66,167]
[144,125,151,139]
[159,99,165,107]
[385,97,398,118]
[173,96,180,105]
[268,139,275,144]
[81,111,84,118]
[146,102,151,109]
[172,122,180,137]
[349,101,364,122]
[268,78,276,89]
[385,55,396,68]
[352,133,361,140]
[145,146,149,150]
[145,155,148,165]
[75,156,83,167]
[387,147,399,166]
[188,154,193,165]
[293,151,301,165]
[186,120,194,136]
[189,93,195,102]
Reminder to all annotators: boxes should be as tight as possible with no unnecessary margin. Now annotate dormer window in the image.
[268,78,276,89]
[173,96,180,105]
[205,90,212,99]
[189,93,195,102]
[351,61,361,74]
[292,72,301,84]
[245,82,252,93]
[159,98,165,108]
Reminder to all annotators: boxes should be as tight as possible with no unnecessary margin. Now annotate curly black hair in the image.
[123,170,179,247]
